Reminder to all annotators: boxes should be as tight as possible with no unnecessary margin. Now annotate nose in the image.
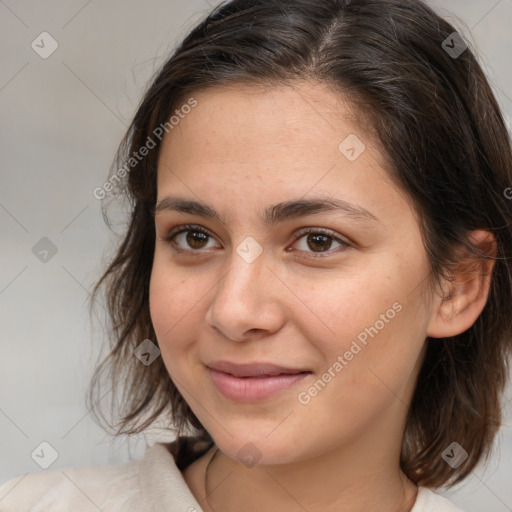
[205,246,286,342]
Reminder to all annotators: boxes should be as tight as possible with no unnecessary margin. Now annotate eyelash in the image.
[162,224,351,258]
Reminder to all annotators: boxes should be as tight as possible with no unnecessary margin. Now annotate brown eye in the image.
[292,228,349,256]
[166,225,220,251]
[185,230,209,249]
[306,233,333,252]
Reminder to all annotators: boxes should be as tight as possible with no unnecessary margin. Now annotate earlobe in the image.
[426,230,497,338]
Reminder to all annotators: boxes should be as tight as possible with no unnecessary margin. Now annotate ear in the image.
[427,230,497,338]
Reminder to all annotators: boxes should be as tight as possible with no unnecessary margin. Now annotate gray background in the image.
[1,1,511,510]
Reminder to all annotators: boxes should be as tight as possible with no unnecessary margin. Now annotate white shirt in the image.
[0,439,465,511]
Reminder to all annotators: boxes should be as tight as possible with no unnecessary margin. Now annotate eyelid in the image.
[162,223,351,256]
[163,223,221,252]
[164,223,214,240]
[291,226,351,246]
[287,226,351,258]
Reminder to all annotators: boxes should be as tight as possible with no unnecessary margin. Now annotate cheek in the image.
[148,259,204,355]
[293,305,425,444]
[287,267,400,356]
[290,259,428,392]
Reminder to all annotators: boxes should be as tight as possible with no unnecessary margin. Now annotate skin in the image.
[149,81,495,512]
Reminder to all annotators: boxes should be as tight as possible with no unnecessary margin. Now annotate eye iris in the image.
[307,233,332,252]
[186,230,208,249]
[180,231,336,252]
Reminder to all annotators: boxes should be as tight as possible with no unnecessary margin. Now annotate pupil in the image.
[308,234,331,252]
[187,231,208,248]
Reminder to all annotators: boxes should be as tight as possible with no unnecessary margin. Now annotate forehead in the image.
[158,82,382,177]
[155,81,410,227]
[160,81,368,158]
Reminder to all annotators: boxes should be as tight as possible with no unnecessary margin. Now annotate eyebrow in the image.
[154,196,379,225]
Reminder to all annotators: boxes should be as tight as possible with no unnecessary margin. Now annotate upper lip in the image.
[207,360,310,378]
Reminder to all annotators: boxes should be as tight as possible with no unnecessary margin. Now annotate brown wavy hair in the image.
[87,0,512,488]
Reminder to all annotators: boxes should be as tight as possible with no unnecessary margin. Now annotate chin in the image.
[203,423,307,467]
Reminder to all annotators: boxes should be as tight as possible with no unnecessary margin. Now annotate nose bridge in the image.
[225,253,263,298]
[205,244,284,340]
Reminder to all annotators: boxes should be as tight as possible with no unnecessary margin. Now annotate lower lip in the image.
[208,368,310,402]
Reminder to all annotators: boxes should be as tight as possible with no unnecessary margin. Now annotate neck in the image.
[201,429,418,512]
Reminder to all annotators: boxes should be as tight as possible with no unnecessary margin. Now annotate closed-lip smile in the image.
[206,360,312,401]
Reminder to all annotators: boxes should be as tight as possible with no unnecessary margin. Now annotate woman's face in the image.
[150,81,437,466]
